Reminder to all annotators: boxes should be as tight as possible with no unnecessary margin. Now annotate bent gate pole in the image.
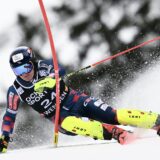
[38,0,60,147]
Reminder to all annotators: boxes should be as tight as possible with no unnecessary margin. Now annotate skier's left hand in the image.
[34,77,56,93]
[0,135,10,153]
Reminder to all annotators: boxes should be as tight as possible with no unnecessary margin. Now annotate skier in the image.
[0,46,160,153]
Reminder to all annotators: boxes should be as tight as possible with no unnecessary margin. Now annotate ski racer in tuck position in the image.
[0,46,160,153]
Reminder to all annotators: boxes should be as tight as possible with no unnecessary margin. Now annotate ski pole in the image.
[64,36,160,79]
[38,0,60,147]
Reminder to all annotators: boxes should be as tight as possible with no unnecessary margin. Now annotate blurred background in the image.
[0,0,160,149]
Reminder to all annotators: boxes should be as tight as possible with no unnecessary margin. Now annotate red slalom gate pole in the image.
[38,0,60,147]
[64,36,160,79]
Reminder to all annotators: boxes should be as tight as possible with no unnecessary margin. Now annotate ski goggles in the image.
[12,62,33,76]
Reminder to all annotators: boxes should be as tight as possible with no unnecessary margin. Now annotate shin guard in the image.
[117,109,158,128]
[61,116,104,140]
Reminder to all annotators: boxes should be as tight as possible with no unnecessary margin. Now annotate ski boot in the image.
[103,124,130,144]
[153,114,160,136]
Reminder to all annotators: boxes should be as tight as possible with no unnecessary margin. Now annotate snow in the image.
[81,43,110,67]
[1,56,160,160]
[115,62,160,113]
[0,0,36,33]
[101,6,124,29]
[0,135,159,160]
[0,0,56,33]
[118,26,139,44]
[0,1,160,159]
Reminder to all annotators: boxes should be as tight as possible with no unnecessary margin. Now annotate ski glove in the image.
[34,77,56,93]
[0,135,10,153]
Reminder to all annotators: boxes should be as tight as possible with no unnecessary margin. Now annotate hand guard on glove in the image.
[0,135,10,153]
[34,77,56,93]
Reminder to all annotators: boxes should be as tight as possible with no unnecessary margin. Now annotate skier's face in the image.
[19,63,34,81]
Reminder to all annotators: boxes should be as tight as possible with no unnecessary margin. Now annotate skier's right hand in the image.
[0,135,10,153]
[34,77,56,93]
